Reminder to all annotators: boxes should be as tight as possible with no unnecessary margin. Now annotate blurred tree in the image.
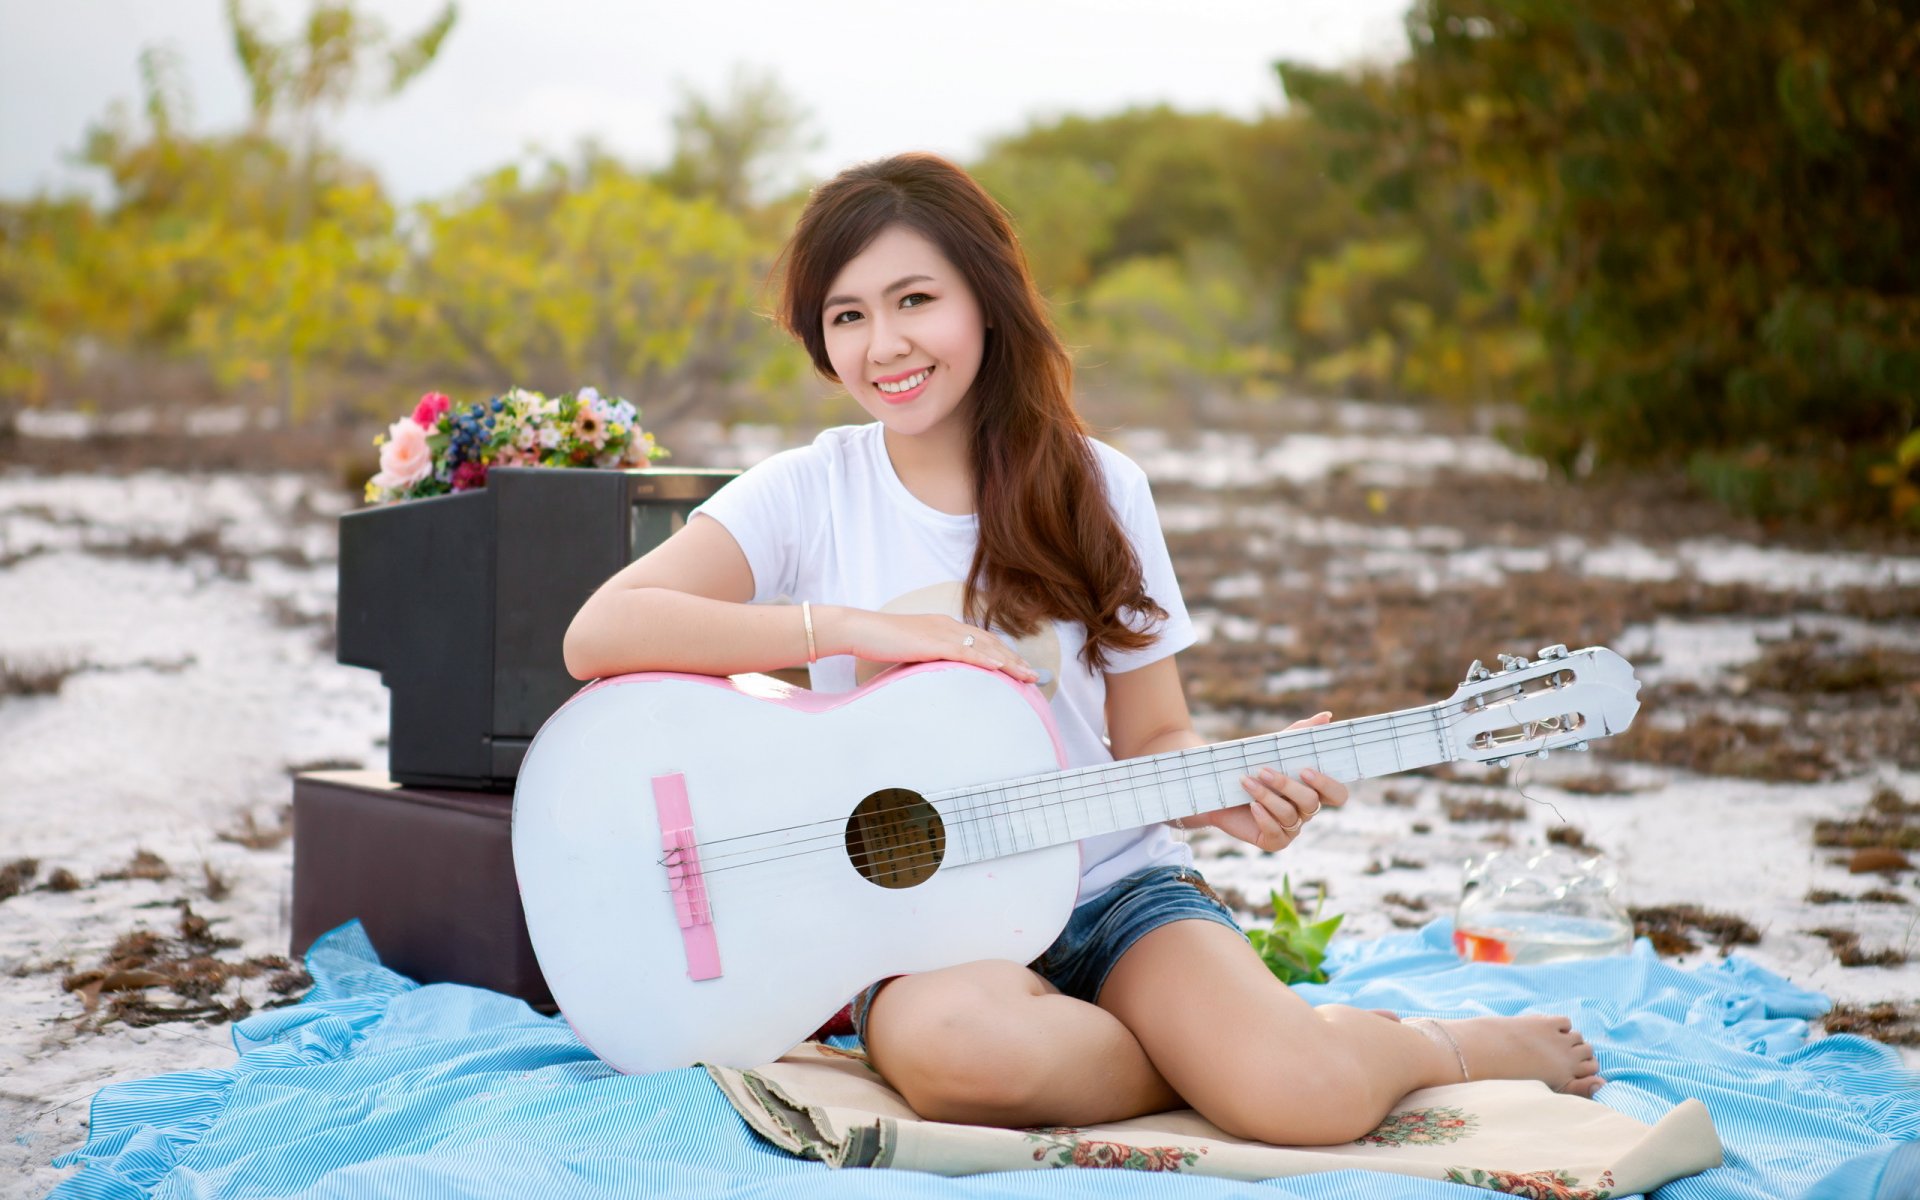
[1073,244,1287,407]
[654,66,818,222]
[406,160,791,429]
[223,0,456,420]
[1395,0,1920,516]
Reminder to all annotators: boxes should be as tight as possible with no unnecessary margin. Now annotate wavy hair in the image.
[775,152,1167,672]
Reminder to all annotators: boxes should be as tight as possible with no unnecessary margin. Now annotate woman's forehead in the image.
[825,226,958,300]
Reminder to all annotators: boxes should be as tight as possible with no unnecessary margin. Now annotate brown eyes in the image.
[827,294,933,327]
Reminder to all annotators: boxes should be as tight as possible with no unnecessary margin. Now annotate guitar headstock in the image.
[1442,645,1641,765]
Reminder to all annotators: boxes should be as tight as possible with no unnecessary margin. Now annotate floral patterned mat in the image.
[706,1041,1718,1197]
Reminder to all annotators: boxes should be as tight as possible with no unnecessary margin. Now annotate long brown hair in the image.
[775,152,1168,672]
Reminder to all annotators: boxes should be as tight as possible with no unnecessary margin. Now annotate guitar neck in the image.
[930,703,1453,868]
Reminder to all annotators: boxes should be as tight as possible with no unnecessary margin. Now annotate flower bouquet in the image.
[365,387,668,504]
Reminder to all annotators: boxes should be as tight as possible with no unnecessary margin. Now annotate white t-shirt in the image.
[691,422,1198,906]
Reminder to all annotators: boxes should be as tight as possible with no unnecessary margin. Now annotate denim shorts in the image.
[850,864,1246,1045]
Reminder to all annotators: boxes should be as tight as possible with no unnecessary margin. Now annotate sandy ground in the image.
[3,403,1917,1197]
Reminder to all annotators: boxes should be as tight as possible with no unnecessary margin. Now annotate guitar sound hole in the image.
[846,788,946,889]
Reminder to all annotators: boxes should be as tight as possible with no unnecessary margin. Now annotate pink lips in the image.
[872,366,933,405]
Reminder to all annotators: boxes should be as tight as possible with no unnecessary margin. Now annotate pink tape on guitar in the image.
[652,772,721,981]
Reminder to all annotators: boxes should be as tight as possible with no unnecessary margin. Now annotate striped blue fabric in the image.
[49,920,1918,1200]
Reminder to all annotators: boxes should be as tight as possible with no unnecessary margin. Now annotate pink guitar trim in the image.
[652,771,722,981]
[567,661,1070,768]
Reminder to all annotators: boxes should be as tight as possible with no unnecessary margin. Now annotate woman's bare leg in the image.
[861,959,1180,1127]
[1098,920,1602,1145]
[863,925,1602,1141]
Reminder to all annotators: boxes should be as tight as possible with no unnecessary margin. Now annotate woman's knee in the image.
[864,960,1053,1119]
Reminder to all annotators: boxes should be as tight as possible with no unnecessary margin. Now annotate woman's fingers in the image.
[1239,782,1291,852]
[1228,762,1349,854]
[950,621,1038,682]
[1301,767,1349,810]
[1255,767,1325,825]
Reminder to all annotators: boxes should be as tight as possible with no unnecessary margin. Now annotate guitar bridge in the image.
[652,772,722,981]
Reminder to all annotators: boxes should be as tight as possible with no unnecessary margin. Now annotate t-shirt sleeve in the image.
[1099,450,1197,675]
[687,446,821,604]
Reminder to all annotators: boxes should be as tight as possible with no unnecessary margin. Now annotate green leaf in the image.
[1247,875,1345,985]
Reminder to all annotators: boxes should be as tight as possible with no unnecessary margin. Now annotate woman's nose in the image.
[866,312,912,362]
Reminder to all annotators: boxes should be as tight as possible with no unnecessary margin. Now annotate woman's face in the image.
[821,224,987,441]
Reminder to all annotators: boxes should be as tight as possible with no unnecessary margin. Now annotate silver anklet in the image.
[1409,1018,1471,1082]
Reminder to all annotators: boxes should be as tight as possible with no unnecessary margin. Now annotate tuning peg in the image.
[1497,653,1530,672]
[1464,658,1491,682]
[1537,644,1568,660]
[1572,741,1589,752]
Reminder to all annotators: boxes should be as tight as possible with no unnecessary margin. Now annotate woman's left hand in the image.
[1181,712,1350,853]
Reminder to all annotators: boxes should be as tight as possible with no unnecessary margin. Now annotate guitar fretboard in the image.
[928,703,1452,867]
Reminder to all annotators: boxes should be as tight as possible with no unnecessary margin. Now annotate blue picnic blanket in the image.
[49,920,1919,1200]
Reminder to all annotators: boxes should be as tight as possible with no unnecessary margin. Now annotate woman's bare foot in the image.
[1416,1014,1605,1098]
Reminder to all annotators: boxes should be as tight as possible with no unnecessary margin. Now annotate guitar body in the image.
[512,662,1078,1075]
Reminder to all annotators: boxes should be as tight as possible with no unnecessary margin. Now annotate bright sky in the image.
[0,0,1410,204]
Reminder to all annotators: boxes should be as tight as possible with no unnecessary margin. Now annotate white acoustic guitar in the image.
[512,644,1640,1075]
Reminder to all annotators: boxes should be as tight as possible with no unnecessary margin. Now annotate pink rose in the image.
[412,392,452,429]
[373,418,432,490]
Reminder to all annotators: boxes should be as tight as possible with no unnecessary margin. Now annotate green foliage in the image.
[9,0,1918,528]
[406,161,788,426]
[1394,0,1920,515]
[1244,876,1344,985]
[0,2,803,429]
[655,66,818,216]
[1869,431,1920,526]
[1072,246,1287,402]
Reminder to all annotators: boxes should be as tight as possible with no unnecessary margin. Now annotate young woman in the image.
[563,152,1603,1145]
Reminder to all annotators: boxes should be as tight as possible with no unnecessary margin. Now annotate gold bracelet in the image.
[802,600,817,664]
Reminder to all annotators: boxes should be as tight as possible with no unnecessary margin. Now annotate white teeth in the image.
[877,369,930,394]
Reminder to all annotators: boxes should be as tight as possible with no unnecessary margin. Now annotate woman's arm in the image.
[562,514,810,680]
[1105,656,1348,852]
[562,514,1042,684]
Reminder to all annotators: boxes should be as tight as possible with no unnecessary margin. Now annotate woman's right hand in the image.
[818,607,1041,684]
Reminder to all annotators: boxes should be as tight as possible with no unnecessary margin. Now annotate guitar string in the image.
[842,702,1463,884]
[674,702,1460,873]
[673,697,1481,867]
[680,700,1499,882]
[673,704,1468,891]
[668,697,1543,884]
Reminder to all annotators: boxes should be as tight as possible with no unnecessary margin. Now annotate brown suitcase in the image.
[290,769,551,1008]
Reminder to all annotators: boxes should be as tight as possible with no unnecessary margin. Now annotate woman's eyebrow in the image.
[824,274,935,308]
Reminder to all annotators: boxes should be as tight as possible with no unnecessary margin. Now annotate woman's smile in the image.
[874,366,934,404]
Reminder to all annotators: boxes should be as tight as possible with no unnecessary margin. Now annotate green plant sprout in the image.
[1245,875,1344,985]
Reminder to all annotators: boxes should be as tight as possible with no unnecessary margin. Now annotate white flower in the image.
[576,386,601,407]
[538,425,563,449]
[371,418,432,490]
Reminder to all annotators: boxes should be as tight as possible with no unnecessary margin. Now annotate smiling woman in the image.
[556,151,1603,1147]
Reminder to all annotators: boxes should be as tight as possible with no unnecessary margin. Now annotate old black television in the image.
[337,466,737,790]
